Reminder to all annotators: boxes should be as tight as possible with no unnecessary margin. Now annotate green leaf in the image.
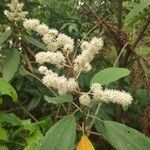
[33,117,53,133]
[0,112,21,126]
[124,0,150,27]
[27,98,41,111]
[97,103,116,120]
[25,129,43,150]
[0,30,12,45]
[0,78,18,102]
[0,127,8,141]
[36,115,76,150]
[96,120,150,150]
[21,119,37,132]
[90,67,130,85]
[24,35,48,51]
[44,94,73,104]
[2,49,20,81]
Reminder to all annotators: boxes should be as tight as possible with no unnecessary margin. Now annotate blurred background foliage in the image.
[0,0,149,149]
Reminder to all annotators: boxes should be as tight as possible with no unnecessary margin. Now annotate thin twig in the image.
[9,141,25,147]
[6,107,22,112]
[86,114,103,122]
[71,102,83,113]
[133,18,150,49]
[18,103,38,122]
[77,22,102,48]
[62,104,69,115]
[24,68,57,96]
[88,103,102,130]
[114,42,128,67]
[86,103,102,136]
[23,49,34,73]
[55,105,61,122]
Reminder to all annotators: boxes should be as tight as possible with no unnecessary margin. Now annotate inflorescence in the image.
[4,0,28,21]
[4,0,133,107]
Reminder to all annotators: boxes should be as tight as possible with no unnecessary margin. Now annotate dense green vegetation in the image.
[0,0,149,150]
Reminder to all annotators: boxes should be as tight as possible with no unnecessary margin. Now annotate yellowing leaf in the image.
[76,135,95,150]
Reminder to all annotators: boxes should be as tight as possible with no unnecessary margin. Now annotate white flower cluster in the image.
[90,83,133,106]
[38,66,78,95]
[79,93,91,106]
[35,51,66,68]
[23,19,104,95]
[73,37,103,74]
[23,19,74,54]
[21,3,131,107]
[23,18,103,75]
[79,83,132,106]
[4,0,28,21]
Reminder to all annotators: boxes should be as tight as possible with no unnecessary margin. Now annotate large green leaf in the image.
[24,35,48,51]
[44,94,73,104]
[0,30,12,45]
[36,115,76,150]
[96,120,150,150]
[2,49,20,81]
[0,78,18,102]
[124,0,150,27]
[90,67,130,85]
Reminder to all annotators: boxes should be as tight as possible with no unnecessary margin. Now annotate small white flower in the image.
[63,44,74,54]
[38,66,48,75]
[57,76,68,95]
[67,78,78,92]
[91,83,103,100]
[4,0,28,21]
[36,24,49,35]
[42,34,54,45]
[57,33,74,48]
[35,51,66,68]
[79,93,91,106]
[90,37,103,54]
[80,41,90,51]
[83,63,92,72]
[73,37,103,74]
[91,83,103,92]
[23,19,40,30]
[47,29,58,37]
[42,70,68,95]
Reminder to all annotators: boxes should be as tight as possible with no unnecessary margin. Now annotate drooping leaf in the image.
[0,30,12,45]
[27,98,41,111]
[76,135,95,150]
[24,35,48,51]
[36,115,76,150]
[2,49,20,81]
[0,112,21,126]
[0,78,18,102]
[124,0,150,27]
[96,120,150,150]
[44,94,73,104]
[90,67,130,85]
[0,127,8,141]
